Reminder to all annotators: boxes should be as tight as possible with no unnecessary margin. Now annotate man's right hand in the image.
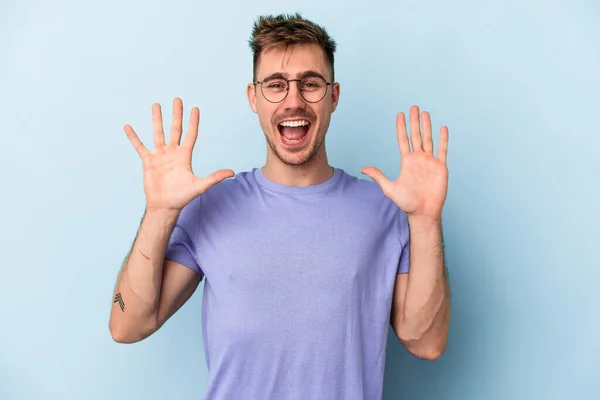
[124,97,235,212]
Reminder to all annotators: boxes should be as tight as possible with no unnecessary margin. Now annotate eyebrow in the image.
[259,70,327,82]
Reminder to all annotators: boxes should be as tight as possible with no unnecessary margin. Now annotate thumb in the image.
[361,167,392,194]
[194,169,236,195]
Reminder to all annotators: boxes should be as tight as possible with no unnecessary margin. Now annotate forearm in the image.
[397,217,450,355]
[109,208,180,342]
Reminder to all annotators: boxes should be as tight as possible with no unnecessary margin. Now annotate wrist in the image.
[407,214,442,231]
[143,207,181,226]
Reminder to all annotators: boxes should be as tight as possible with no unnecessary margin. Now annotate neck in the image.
[262,149,333,187]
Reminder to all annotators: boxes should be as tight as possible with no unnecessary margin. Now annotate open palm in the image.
[124,98,235,212]
[362,105,449,221]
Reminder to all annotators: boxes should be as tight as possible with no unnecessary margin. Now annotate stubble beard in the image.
[266,128,326,166]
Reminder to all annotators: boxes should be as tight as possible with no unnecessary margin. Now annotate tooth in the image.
[280,120,310,127]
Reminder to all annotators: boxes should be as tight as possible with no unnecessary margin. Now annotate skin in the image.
[362,108,451,359]
[247,44,340,187]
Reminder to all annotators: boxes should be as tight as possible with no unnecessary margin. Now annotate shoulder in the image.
[196,169,261,213]
[203,169,257,197]
[336,169,395,207]
[335,168,409,233]
[175,170,256,215]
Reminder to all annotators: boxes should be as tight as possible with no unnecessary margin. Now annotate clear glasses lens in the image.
[261,77,328,103]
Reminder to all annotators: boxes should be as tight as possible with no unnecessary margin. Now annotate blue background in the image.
[1,0,598,399]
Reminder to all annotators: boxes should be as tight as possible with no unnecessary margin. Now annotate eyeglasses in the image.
[253,76,333,103]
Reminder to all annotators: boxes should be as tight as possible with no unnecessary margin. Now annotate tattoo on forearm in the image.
[114,293,125,311]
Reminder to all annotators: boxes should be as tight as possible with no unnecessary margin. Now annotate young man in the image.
[109,13,451,400]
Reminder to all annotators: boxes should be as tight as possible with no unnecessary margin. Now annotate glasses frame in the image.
[253,77,333,104]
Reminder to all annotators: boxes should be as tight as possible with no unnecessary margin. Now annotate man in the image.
[109,13,450,400]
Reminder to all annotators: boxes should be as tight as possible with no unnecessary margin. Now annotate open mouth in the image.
[277,119,311,145]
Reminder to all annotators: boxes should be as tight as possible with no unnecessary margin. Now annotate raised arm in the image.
[362,105,451,359]
[109,98,234,343]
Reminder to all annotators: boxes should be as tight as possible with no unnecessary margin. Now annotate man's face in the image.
[247,44,340,166]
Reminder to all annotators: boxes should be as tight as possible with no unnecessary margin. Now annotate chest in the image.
[200,201,398,295]
[197,200,402,340]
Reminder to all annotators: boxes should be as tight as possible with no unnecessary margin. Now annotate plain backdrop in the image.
[0,0,598,399]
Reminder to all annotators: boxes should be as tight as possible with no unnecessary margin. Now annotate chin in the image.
[278,153,315,166]
[272,144,315,166]
[270,134,324,167]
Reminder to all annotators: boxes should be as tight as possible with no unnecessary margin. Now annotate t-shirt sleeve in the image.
[164,195,204,277]
[397,209,410,274]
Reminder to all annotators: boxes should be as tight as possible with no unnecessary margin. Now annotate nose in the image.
[282,81,306,109]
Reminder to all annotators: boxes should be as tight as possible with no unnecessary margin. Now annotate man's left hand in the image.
[361,105,449,222]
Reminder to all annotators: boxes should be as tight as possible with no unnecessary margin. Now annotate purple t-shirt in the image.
[165,167,410,400]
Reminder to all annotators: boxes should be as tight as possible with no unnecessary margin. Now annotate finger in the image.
[194,169,236,195]
[152,103,166,148]
[396,112,410,157]
[183,107,200,150]
[409,105,422,151]
[360,166,393,195]
[421,111,434,154]
[170,97,183,145]
[124,124,150,158]
[437,126,449,164]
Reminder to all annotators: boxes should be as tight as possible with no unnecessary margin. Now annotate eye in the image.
[301,79,323,91]
[265,79,287,90]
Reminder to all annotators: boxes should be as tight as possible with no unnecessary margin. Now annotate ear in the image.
[247,83,258,113]
[331,82,340,113]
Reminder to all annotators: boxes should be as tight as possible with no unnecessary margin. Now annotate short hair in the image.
[248,12,337,82]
